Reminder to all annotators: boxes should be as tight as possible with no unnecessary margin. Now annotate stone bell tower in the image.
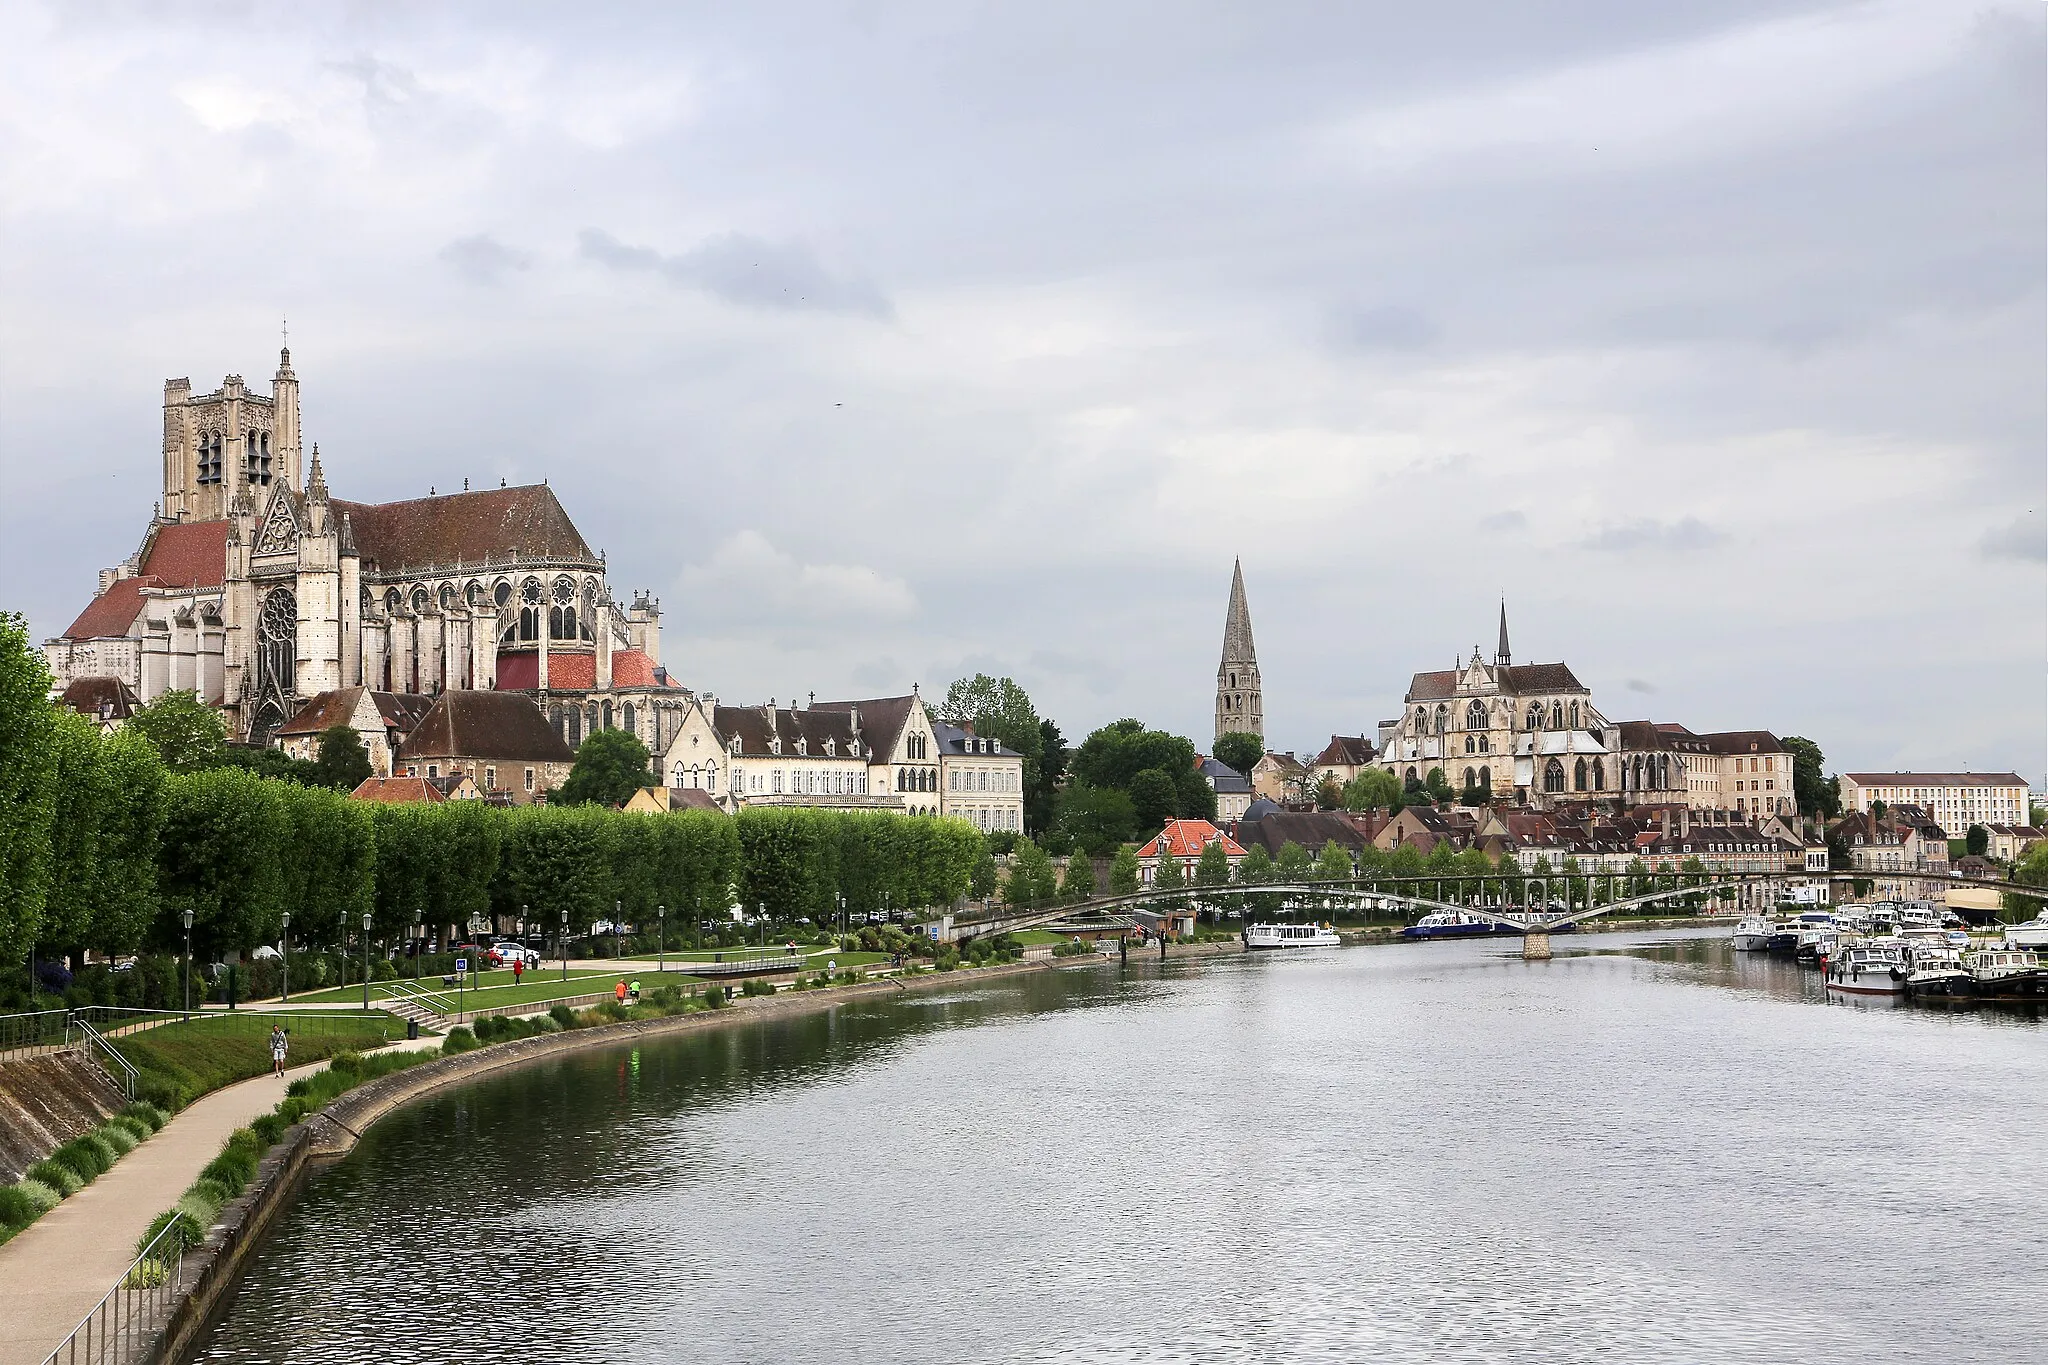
[1214,558,1263,743]
[161,348,301,522]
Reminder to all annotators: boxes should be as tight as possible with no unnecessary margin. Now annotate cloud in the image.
[579,229,891,317]
[1327,303,1438,351]
[1625,678,1656,694]
[1581,517,1727,553]
[1979,511,2045,563]
[1479,510,1527,532]
[679,531,916,624]
[438,234,531,284]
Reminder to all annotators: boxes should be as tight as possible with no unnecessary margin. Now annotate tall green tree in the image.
[1343,768,1401,812]
[2007,841,2048,918]
[155,768,290,961]
[1315,841,1354,882]
[1127,769,1180,833]
[938,674,1043,764]
[0,613,58,969]
[1314,774,1343,810]
[1275,841,1313,880]
[500,805,617,936]
[127,690,227,773]
[1212,732,1263,781]
[1054,783,1137,856]
[93,729,166,956]
[312,725,374,792]
[1781,736,1841,820]
[1108,846,1141,895]
[40,710,110,957]
[1059,851,1096,901]
[1027,718,1068,838]
[1965,824,1989,858]
[558,729,653,807]
[1005,840,1058,905]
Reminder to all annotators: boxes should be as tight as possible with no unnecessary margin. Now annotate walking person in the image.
[270,1024,290,1077]
[511,956,524,987]
[614,979,628,1005]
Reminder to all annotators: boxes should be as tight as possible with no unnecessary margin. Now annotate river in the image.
[193,930,2045,1364]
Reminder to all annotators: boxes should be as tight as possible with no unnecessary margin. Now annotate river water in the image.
[194,930,2044,1364]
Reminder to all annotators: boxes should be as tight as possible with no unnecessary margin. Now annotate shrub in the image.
[596,1001,628,1022]
[328,1050,364,1076]
[175,1190,221,1235]
[199,1149,255,1196]
[32,1157,83,1194]
[740,978,773,998]
[529,1014,560,1033]
[137,1077,182,1113]
[98,1124,138,1157]
[549,1003,574,1028]
[441,1028,478,1055]
[109,1115,153,1142]
[139,1206,206,1256]
[51,1135,112,1183]
[702,985,727,1008]
[187,1177,234,1214]
[16,1178,63,1215]
[0,1185,37,1229]
[120,1101,169,1133]
[249,1112,287,1146]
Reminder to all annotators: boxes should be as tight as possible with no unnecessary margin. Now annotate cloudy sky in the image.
[1,1,2041,780]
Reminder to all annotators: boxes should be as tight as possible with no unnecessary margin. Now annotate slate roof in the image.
[809,695,917,758]
[1844,771,2028,788]
[1233,811,1368,857]
[1697,730,1784,755]
[712,704,867,759]
[1199,755,1252,793]
[396,690,573,763]
[493,649,671,692]
[333,484,596,576]
[1404,662,1586,702]
[932,721,1022,758]
[59,676,140,720]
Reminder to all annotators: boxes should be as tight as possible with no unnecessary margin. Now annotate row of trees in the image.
[0,616,983,973]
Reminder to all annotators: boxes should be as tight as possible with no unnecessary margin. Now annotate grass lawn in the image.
[288,965,617,1007]
[116,1011,410,1110]
[1010,930,1071,946]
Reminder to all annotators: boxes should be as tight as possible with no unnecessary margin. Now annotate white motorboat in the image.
[1965,947,2048,1002]
[1244,922,1341,949]
[1731,915,1773,952]
[1825,941,1907,996]
[2003,913,2048,950]
[1903,948,1970,1000]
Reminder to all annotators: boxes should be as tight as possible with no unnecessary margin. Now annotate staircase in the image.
[380,980,455,1031]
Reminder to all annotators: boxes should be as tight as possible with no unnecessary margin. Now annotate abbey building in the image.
[44,352,684,751]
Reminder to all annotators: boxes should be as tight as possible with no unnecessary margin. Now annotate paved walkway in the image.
[0,1038,437,1365]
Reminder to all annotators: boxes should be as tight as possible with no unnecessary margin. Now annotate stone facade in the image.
[46,354,682,750]
[1214,559,1262,743]
[1839,772,2030,831]
[934,721,1026,833]
[659,691,950,817]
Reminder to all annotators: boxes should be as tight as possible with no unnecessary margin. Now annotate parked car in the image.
[448,942,491,967]
[250,944,281,961]
[489,942,540,970]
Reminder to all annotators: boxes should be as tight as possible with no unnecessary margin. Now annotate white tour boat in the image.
[1244,922,1342,950]
[1825,941,1908,997]
[1731,915,1773,952]
[2003,913,2048,951]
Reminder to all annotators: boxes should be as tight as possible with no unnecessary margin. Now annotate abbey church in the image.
[44,352,684,750]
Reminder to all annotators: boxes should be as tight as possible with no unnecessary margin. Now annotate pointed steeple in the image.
[1215,558,1262,743]
[1495,600,1511,667]
[305,443,327,501]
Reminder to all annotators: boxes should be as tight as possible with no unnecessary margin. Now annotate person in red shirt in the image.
[511,957,524,986]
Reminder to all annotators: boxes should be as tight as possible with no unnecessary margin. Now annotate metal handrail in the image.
[381,979,456,1016]
[69,1019,138,1101]
[39,1212,190,1365]
[0,1008,70,1064]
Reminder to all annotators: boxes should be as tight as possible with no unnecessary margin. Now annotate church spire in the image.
[1214,558,1262,744]
[1495,600,1511,667]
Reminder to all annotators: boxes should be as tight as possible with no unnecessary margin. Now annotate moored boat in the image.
[1766,920,1803,954]
[2003,914,2048,951]
[1825,942,1908,996]
[1903,948,1971,1000]
[1244,922,1342,949]
[1400,910,1518,940]
[1963,946,2048,1003]
[1731,915,1773,952]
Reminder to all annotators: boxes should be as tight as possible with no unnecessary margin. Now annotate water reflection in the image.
[197,933,2045,1365]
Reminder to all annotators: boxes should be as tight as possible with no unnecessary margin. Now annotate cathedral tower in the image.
[1214,558,1262,743]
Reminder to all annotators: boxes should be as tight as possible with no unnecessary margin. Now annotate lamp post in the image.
[280,911,291,1004]
[838,893,846,941]
[560,907,569,982]
[411,910,422,980]
[614,899,622,960]
[360,910,373,1012]
[657,905,666,973]
[758,902,767,950]
[182,907,194,1019]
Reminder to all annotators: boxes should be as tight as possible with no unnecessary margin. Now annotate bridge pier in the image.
[1522,931,1552,961]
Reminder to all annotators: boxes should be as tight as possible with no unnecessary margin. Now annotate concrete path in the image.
[0,1038,437,1365]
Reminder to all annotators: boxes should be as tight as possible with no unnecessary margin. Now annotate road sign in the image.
[454,957,468,974]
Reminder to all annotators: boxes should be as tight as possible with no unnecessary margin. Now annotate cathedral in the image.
[44,352,687,752]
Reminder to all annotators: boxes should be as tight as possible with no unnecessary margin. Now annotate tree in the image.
[2008,841,2048,918]
[1071,717,1210,820]
[558,729,653,807]
[1966,824,1989,858]
[1127,770,1180,833]
[1059,851,1096,901]
[1027,717,1069,837]
[938,674,1043,763]
[1005,840,1058,905]
[1236,844,1281,919]
[1212,732,1263,781]
[501,805,618,934]
[127,690,227,773]
[1424,767,1454,804]
[1781,736,1841,821]
[1315,841,1353,883]
[1108,846,1141,895]
[1871,799,1887,821]
[1194,839,1232,889]
[92,729,166,956]
[40,710,110,958]
[312,725,374,792]
[968,847,999,900]
[1343,768,1401,812]
[0,613,57,970]
[1152,851,1187,909]
[1054,783,1137,856]
[220,745,323,784]
[1275,841,1312,880]
[155,768,291,962]
[1314,774,1342,810]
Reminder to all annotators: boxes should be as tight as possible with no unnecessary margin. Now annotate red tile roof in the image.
[59,676,141,719]
[492,649,671,692]
[349,776,448,804]
[60,520,232,639]
[1136,819,1245,860]
[63,576,151,639]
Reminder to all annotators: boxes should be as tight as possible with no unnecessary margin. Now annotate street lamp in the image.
[657,905,666,974]
[560,907,569,982]
[758,902,766,949]
[411,909,422,980]
[614,899,622,960]
[361,911,373,1011]
[280,911,291,1004]
[837,893,846,940]
[182,907,194,1019]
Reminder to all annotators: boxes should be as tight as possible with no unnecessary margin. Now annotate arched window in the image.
[1466,701,1486,731]
[1574,758,1587,791]
[1657,755,1669,788]
[560,605,577,640]
[601,700,614,730]
[1464,767,1476,790]
[673,762,686,786]
[1464,735,1474,754]
[1544,759,1565,793]
[1570,702,1580,729]
[587,704,600,737]
[1404,766,1419,787]
[1526,704,1542,731]
[568,710,582,747]
[1478,765,1490,790]
[1592,759,1605,790]
[1550,702,1564,729]
[1478,735,1490,754]
[1435,705,1449,735]
[622,703,635,733]
[707,762,717,793]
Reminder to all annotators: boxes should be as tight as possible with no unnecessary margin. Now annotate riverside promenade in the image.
[0,1038,437,1365]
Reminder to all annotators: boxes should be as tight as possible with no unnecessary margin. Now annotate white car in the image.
[489,942,540,970]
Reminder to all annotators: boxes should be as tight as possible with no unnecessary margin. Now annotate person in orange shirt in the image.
[614,979,628,1005]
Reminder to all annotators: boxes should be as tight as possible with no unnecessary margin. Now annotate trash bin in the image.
[406,1018,419,1041]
